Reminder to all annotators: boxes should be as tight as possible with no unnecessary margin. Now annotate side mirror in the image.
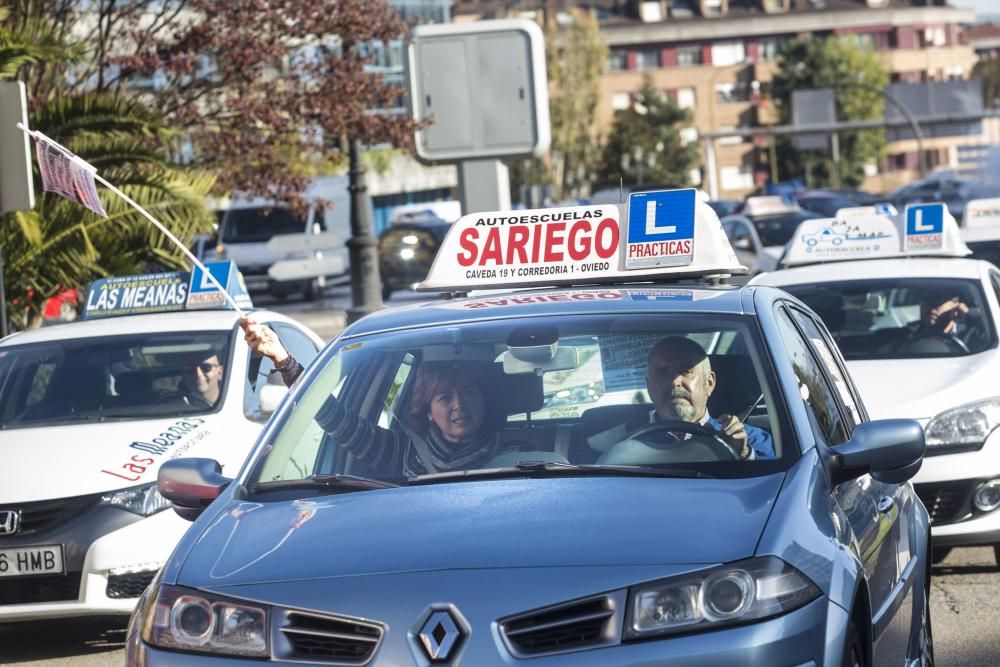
[259,374,290,416]
[831,419,925,485]
[158,458,232,522]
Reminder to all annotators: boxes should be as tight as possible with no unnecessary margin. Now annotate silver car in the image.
[125,284,931,666]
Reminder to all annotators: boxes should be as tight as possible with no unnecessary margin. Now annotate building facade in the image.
[456,0,979,197]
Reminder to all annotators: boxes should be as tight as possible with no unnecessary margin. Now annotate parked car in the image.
[722,196,823,275]
[378,219,451,300]
[888,177,1000,224]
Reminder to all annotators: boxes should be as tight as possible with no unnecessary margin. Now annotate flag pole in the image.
[16,123,246,318]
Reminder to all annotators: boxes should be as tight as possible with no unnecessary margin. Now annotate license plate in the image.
[0,545,64,577]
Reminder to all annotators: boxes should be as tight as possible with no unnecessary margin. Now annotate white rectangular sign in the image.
[268,256,346,282]
[0,544,64,578]
[266,232,343,255]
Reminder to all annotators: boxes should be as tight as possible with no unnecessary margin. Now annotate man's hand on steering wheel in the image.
[714,413,751,459]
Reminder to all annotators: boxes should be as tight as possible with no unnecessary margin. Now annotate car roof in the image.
[342,284,756,337]
[752,257,986,287]
[0,308,287,348]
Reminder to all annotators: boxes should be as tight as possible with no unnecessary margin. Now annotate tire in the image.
[917,579,935,667]
[931,547,951,565]
[993,544,1000,569]
[303,278,322,302]
[381,285,393,302]
[842,620,866,667]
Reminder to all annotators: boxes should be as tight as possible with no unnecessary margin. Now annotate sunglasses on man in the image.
[183,362,221,374]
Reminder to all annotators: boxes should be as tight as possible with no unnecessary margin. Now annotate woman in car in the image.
[241,318,517,476]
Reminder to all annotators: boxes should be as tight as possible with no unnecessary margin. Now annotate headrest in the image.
[116,369,154,395]
[493,367,544,416]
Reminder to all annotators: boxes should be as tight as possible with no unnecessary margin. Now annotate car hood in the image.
[178,473,785,587]
[848,353,994,420]
[0,415,227,502]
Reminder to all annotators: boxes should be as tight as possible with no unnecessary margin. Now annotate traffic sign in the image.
[268,256,346,282]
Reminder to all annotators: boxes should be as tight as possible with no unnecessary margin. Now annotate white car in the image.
[754,205,1000,563]
[721,197,822,275]
[0,265,323,621]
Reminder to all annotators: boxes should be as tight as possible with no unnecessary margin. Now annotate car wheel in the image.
[382,284,393,302]
[993,544,1000,568]
[842,621,866,667]
[931,547,951,565]
[917,579,935,667]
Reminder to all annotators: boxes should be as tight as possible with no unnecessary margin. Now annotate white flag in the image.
[34,134,107,217]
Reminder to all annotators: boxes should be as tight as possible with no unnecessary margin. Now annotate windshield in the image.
[798,195,858,218]
[783,278,997,360]
[221,207,307,243]
[753,211,820,247]
[0,331,232,428]
[248,314,789,491]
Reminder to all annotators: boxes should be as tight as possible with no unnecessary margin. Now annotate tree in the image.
[973,54,1000,109]
[770,35,889,187]
[1,11,215,329]
[7,0,420,203]
[546,10,607,201]
[597,77,699,189]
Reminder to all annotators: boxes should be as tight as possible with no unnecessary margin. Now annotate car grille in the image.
[0,493,103,538]
[916,481,974,525]
[0,572,81,606]
[106,569,158,599]
[500,594,620,657]
[275,610,383,664]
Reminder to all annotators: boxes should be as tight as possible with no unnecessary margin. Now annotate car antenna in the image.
[619,177,624,204]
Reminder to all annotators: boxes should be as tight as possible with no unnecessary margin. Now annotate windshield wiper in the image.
[251,474,400,495]
[409,461,709,485]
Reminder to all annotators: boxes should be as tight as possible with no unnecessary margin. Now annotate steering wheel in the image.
[601,419,740,463]
[154,391,211,409]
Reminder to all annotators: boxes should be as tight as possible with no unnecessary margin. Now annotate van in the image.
[206,176,367,300]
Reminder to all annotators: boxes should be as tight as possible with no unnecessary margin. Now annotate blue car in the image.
[126,195,931,666]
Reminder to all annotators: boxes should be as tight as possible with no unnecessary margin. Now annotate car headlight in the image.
[100,483,172,516]
[925,397,1000,449]
[139,583,268,658]
[625,557,820,640]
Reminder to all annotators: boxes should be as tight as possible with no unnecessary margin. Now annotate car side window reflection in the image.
[789,308,862,430]
[774,306,849,446]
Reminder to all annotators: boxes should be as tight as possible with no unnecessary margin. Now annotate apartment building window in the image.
[758,38,787,61]
[920,26,947,48]
[612,92,632,110]
[711,41,745,67]
[702,0,724,16]
[677,87,697,109]
[715,82,752,104]
[677,45,703,67]
[680,127,699,146]
[635,48,661,70]
[762,0,787,12]
[717,126,743,146]
[608,49,629,72]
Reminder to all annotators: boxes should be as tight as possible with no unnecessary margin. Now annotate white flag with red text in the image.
[34,133,107,217]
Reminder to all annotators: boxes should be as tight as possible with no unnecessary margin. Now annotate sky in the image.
[948,0,999,19]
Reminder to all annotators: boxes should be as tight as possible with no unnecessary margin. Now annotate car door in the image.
[774,304,907,661]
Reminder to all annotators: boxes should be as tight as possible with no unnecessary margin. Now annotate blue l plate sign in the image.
[625,189,696,269]
[905,203,944,251]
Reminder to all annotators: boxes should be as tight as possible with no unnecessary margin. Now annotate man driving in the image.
[645,336,774,460]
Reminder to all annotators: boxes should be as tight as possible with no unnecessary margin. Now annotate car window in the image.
[220,207,307,243]
[752,211,820,247]
[782,278,996,360]
[724,220,755,252]
[0,332,232,427]
[250,314,790,489]
[788,308,862,429]
[774,306,849,446]
[245,323,320,421]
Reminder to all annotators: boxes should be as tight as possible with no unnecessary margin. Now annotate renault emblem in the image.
[0,510,21,536]
[419,610,461,661]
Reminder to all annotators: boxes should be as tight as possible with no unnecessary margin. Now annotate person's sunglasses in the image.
[183,362,220,374]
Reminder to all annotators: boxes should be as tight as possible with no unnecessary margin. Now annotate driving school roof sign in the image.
[625,189,695,269]
[83,260,252,318]
[783,216,899,267]
[416,193,746,292]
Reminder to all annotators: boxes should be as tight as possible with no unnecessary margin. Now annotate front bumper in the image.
[0,508,189,622]
[128,594,842,666]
